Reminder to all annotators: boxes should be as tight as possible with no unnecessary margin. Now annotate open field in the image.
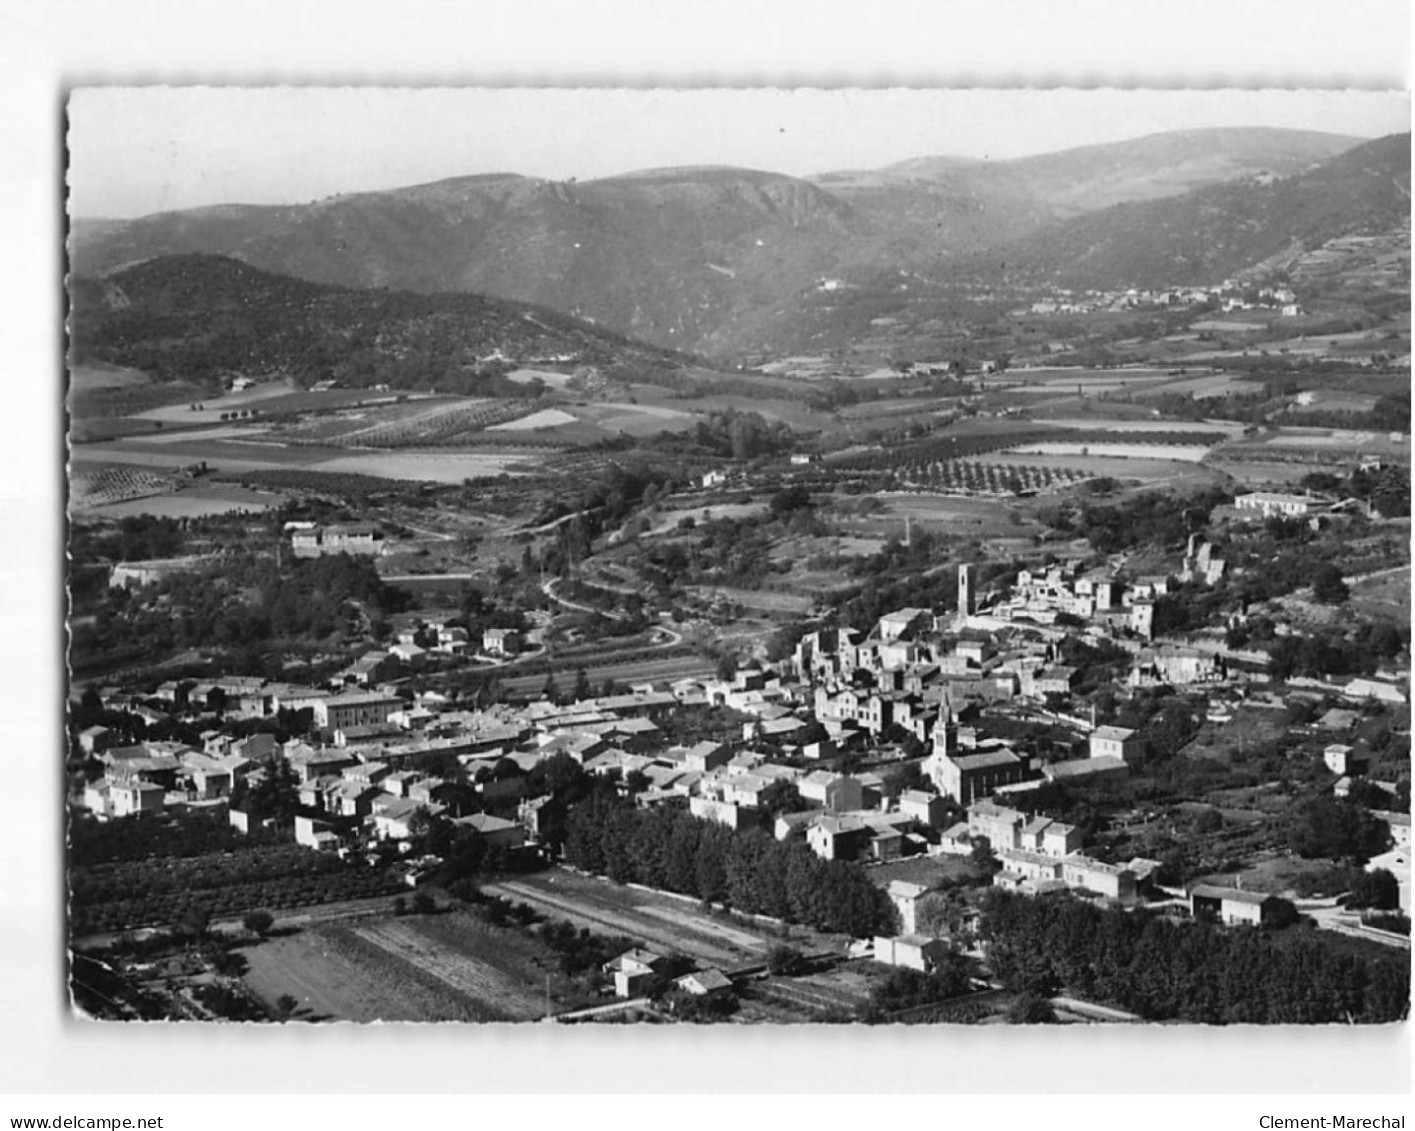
[506,367,575,390]
[1009,440,1216,462]
[134,382,426,423]
[648,501,768,535]
[498,653,716,698]
[75,484,284,519]
[995,451,1225,484]
[1191,319,1271,333]
[240,910,575,1022]
[482,869,818,970]
[685,585,815,615]
[69,363,151,391]
[72,438,336,470]
[489,407,579,430]
[72,436,544,483]
[1035,418,1245,436]
[315,450,538,482]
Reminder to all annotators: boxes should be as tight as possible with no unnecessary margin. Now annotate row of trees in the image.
[980,889,1409,1024]
[561,792,897,939]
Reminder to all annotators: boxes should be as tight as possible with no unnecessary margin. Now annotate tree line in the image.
[979,889,1408,1024]
[561,791,897,939]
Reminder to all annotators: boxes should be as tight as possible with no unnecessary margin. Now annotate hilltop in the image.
[960,132,1411,290]
[68,253,715,393]
[68,128,1388,359]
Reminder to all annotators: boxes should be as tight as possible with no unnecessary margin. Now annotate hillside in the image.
[68,253,711,394]
[68,128,1381,358]
[960,132,1411,290]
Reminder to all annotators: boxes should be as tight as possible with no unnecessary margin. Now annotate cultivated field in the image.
[241,909,582,1023]
[76,484,283,519]
[314,450,538,482]
[72,437,544,484]
[134,382,423,423]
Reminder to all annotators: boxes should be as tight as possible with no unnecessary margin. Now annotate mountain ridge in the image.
[68,127,1397,358]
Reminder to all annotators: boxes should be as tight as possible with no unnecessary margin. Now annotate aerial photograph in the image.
[63,86,1411,1026]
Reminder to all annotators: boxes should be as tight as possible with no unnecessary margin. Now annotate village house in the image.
[483,628,523,657]
[604,948,670,998]
[108,778,166,818]
[452,812,527,851]
[1089,725,1144,764]
[805,815,872,861]
[673,968,735,997]
[1189,884,1286,927]
[873,935,951,974]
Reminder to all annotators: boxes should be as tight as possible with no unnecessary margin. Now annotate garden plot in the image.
[70,465,177,508]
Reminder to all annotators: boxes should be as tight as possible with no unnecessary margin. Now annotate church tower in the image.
[933,688,958,757]
[957,563,975,617]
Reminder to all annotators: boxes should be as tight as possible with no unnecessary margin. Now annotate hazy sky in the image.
[67,87,1410,219]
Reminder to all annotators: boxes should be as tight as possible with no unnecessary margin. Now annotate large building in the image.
[291,525,384,558]
[927,748,1029,805]
[313,691,403,732]
[1233,492,1321,520]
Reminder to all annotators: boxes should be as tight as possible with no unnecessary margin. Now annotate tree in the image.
[766,944,808,977]
[1311,563,1350,605]
[757,780,805,822]
[242,909,274,937]
[1006,992,1058,1024]
[1348,868,1401,911]
[970,836,1001,874]
[274,994,299,1020]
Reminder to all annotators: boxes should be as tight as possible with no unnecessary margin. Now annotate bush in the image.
[1006,992,1058,1024]
[242,909,274,936]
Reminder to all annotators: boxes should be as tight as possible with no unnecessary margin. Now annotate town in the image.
[68,467,1411,1024]
[64,115,1411,1028]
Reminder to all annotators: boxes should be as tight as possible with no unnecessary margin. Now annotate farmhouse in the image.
[482,628,523,657]
[673,968,734,997]
[873,935,951,974]
[1089,725,1144,764]
[1189,884,1285,927]
[604,948,670,998]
